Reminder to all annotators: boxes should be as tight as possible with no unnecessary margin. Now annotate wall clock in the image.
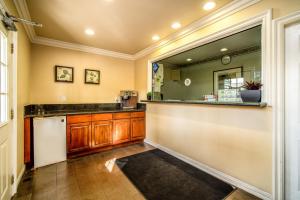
[221,55,231,65]
[184,78,191,86]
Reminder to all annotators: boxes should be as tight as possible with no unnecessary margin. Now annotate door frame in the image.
[0,0,19,196]
[10,31,19,195]
[273,10,300,200]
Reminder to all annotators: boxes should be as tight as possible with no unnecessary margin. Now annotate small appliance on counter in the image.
[120,90,138,109]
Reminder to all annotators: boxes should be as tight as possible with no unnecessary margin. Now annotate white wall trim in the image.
[13,165,25,195]
[13,0,35,42]
[10,30,19,196]
[147,9,273,105]
[272,11,300,200]
[32,36,135,60]
[144,139,272,200]
[13,0,261,60]
[0,0,8,11]
[0,0,20,196]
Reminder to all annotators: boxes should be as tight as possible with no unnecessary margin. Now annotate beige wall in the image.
[30,44,135,104]
[135,0,300,194]
[146,104,272,192]
[4,0,32,178]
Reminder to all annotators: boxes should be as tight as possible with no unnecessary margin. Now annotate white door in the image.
[0,21,12,200]
[285,22,300,200]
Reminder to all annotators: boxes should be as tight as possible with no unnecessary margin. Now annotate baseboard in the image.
[12,165,25,195]
[144,139,272,200]
[17,165,25,187]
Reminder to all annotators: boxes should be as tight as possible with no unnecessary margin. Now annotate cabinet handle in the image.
[70,133,72,144]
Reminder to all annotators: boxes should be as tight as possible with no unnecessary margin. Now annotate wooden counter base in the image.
[24,111,145,165]
[67,139,144,159]
[66,111,145,158]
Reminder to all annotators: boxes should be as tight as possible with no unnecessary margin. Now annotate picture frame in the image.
[85,69,100,84]
[55,65,74,83]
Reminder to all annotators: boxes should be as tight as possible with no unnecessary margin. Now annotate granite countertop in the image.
[24,103,146,118]
[141,100,267,107]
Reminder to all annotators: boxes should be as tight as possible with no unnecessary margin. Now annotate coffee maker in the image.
[120,90,138,109]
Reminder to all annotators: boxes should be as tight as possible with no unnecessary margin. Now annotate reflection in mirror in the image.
[184,78,191,86]
[152,25,262,103]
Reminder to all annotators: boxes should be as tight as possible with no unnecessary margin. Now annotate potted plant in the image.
[147,92,152,100]
[240,81,263,102]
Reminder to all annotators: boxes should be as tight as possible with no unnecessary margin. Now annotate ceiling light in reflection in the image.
[186,58,192,62]
[203,1,216,10]
[220,48,228,52]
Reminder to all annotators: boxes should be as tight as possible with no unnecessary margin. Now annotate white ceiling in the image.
[25,0,233,54]
[159,25,262,66]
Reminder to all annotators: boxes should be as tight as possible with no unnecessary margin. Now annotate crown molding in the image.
[0,0,8,11]
[13,0,134,60]
[32,36,135,60]
[13,0,261,61]
[13,0,36,42]
[132,0,261,59]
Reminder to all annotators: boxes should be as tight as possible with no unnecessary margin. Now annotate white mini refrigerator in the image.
[33,116,67,168]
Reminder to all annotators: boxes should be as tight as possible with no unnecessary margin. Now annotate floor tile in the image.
[14,143,259,200]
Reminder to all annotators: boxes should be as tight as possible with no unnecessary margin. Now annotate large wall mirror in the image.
[151,25,262,103]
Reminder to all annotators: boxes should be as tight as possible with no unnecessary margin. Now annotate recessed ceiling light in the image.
[203,1,216,10]
[85,28,95,36]
[220,48,228,52]
[152,35,160,41]
[186,58,192,62]
[171,22,181,29]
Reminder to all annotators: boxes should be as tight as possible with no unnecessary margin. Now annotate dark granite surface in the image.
[24,103,146,117]
[141,100,267,107]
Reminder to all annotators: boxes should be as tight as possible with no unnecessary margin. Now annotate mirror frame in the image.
[147,10,272,105]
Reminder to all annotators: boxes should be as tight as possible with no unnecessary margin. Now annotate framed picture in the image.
[85,69,100,84]
[213,67,243,95]
[55,65,74,83]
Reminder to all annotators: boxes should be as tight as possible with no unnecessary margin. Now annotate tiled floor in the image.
[14,143,260,200]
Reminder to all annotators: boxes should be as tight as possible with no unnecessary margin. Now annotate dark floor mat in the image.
[116,149,234,200]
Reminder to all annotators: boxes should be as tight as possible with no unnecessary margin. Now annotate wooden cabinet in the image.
[65,111,145,158]
[131,112,145,118]
[91,121,112,148]
[113,119,131,144]
[113,112,131,119]
[92,113,112,121]
[131,118,145,140]
[24,111,146,162]
[67,122,91,153]
[67,114,91,124]
[24,118,31,164]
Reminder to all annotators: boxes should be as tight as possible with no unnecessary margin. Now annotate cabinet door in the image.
[91,121,112,148]
[67,122,91,153]
[131,118,145,140]
[24,117,31,163]
[113,119,130,144]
